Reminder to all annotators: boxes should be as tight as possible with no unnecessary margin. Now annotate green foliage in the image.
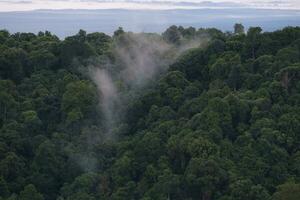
[62,80,97,123]
[162,25,182,44]
[0,176,9,197]
[234,23,245,35]
[272,181,300,200]
[19,184,44,200]
[0,25,300,200]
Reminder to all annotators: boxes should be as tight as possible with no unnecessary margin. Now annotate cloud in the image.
[0,0,32,3]
[0,0,300,11]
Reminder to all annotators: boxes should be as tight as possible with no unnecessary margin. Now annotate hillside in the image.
[0,25,300,200]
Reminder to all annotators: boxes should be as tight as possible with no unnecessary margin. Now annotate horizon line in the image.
[1,7,300,13]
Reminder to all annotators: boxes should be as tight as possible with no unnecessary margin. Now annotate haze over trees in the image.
[0,24,300,200]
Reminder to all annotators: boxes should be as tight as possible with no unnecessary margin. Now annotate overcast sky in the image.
[1,0,300,11]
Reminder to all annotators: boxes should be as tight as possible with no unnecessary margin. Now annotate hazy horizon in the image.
[1,0,300,12]
[0,8,299,38]
[0,0,299,38]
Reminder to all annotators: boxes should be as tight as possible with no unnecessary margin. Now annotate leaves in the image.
[0,25,300,200]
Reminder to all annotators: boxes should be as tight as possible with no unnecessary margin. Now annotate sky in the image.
[0,0,300,11]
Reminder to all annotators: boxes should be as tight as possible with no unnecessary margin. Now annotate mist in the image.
[89,68,119,136]
[86,31,208,139]
[116,33,172,87]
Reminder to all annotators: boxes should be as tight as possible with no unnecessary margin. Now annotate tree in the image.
[0,152,25,183]
[227,64,243,90]
[279,64,300,90]
[162,25,181,44]
[0,176,9,197]
[209,53,241,81]
[184,158,228,200]
[246,27,262,59]
[0,29,10,43]
[59,34,96,66]
[114,27,125,37]
[32,140,61,176]
[0,48,27,82]
[77,29,87,43]
[276,47,300,66]
[62,80,97,122]
[111,181,136,200]
[0,90,17,125]
[61,173,99,200]
[159,71,189,91]
[19,184,44,200]
[229,179,270,200]
[28,49,57,72]
[87,32,111,55]
[21,110,42,135]
[234,23,245,35]
[272,181,300,200]
[150,169,180,200]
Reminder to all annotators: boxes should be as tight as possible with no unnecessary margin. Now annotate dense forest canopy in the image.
[0,24,300,200]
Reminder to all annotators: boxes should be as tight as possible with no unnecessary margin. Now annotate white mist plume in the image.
[115,33,173,87]
[76,30,209,172]
[88,31,209,137]
[88,33,175,137]
[89,67,120,135]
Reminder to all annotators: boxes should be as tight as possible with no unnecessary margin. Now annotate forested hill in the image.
[0,25,300,200]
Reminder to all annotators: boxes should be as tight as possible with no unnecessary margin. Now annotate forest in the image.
[0,24,300,200]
